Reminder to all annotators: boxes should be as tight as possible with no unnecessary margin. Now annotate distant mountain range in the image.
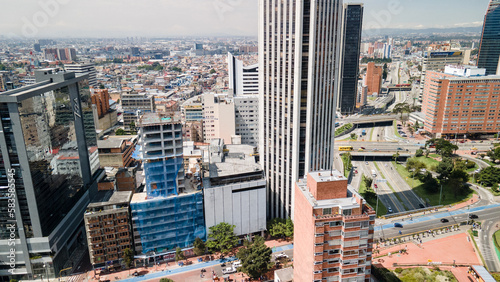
[362,26,482,37]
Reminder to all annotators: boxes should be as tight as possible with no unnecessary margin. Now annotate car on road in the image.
[275,252,289,260]
[358,148,364,151]
[387,207,393,213]
[471,147,478,150]
[397,147,403,150]
[355,170,358,174]
[459,140,465,143]
[440,218,449,223]
[232,261,242,268]
[222,266,237,275]
[374,183,378,188]
[361,147,365,149]
[365,161,369,165]
[471,151,477,155]
[394,223,403,228]
[373,149,379,151]
[469,214,479,219]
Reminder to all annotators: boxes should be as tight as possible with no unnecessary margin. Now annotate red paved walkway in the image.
[375,232,480,268]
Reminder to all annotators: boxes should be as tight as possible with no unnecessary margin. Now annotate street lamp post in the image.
[439,184,443,205]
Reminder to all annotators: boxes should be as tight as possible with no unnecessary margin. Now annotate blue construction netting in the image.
[143,157,183,198]
[130,192,206,253]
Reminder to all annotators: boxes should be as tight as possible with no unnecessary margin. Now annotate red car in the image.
[374,184,378,188]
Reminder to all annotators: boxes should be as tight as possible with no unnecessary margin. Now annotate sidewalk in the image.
[374,232,480,268]
[68,240,293,282]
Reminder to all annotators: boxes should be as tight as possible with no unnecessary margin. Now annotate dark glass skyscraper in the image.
[478,0,500,75]
[0,69,102,279]
[339,3,363,115]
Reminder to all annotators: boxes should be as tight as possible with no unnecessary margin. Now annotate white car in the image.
[232,261,242,268]
[387,207,393,213]
[222,266,237,274]
[275,252,289,260]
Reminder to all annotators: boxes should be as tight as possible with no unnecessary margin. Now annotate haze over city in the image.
[0,0,491,37]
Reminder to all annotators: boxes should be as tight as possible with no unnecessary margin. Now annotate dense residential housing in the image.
[294,170,375,282]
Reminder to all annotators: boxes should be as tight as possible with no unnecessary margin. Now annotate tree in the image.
[363,176,373,188]
[350,133,357,140]
[267,218,293,238]
[393,152,400,163]
[115,128,126,135]
[406,158,426,173]
[408,125,414,137]
[175,247,185,261]
[414,121,420,130]
[159,278,174,282]
[130,121,136,133]
[210,69,216,74]
[415,149,424,157]
[392,103,411,125]
[236,236,272,279]
[193,237,206,256]
[477,166,500,186]
[122,248,134,269]
[430,138,458,157]
[436,157,454,181]
[206,222,238,255]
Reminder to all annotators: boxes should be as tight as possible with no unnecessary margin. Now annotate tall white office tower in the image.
[259,0,344,219]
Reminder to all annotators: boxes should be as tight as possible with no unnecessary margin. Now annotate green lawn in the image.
[393,120,402,138]
[466,163,479,173]
[412,156,440,170]
[359,175,387,217]
[429,153,440,158]
[393,161,474,206]
[494,230,500,251]
[335,123,353,136]
[369,127,375,141]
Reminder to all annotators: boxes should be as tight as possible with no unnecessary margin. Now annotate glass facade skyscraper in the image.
[339,3,363,115]
[0,69,102,279]
[478,0,500,75]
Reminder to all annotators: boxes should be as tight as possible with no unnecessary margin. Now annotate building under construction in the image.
[131,113,205,259]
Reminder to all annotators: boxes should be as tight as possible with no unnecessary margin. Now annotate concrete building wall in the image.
[204,179,266,236]
[234,95,259,146]
[202,93,235,144]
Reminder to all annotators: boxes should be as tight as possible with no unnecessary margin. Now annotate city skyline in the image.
[0,0,490,38]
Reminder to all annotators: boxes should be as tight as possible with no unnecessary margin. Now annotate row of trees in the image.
[206,222,273,279]
[121,219,292,279]
[392,103,421,126]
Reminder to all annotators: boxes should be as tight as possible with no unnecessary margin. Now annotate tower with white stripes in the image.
[259,0,344,219]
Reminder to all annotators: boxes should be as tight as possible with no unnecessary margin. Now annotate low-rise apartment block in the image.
[294,170,375,282]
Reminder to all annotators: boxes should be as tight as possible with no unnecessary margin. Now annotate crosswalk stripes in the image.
[65,273,86,282]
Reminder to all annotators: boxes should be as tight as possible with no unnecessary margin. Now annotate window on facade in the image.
[323,208,332,215]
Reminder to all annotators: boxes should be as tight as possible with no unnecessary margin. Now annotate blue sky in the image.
[360,0,490,30]
[0,0,491,38]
